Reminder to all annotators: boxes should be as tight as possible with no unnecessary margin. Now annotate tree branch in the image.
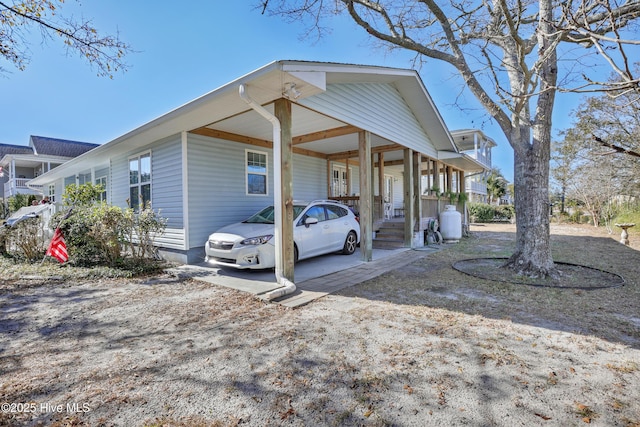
[593,135,640,158]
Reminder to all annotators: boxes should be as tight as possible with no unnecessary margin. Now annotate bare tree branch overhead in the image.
[0,0,132,77]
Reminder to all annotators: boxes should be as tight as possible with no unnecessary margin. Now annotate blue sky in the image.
[1,1,594,183]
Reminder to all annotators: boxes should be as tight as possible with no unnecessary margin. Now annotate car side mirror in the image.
[304,217,319,227]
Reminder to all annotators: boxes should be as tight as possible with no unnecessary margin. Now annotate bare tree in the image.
[0,0,131,77]
[263,0,640,277]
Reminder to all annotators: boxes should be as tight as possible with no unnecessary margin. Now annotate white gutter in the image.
[238,84,296,301]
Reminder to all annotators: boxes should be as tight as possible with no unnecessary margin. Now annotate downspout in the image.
[239,84,296,300]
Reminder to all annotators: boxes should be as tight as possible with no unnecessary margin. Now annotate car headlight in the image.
[240,235,273,245]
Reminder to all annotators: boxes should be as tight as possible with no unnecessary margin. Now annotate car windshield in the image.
[243,205,307,224]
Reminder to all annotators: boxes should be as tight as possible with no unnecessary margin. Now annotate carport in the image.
[186,61,466,299]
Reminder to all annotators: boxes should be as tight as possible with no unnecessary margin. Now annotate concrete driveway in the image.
[171,246,440,307]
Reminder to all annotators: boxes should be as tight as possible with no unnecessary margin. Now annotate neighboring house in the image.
[450,129,497,203]
[30,60,485,265]
[1,136,99,201]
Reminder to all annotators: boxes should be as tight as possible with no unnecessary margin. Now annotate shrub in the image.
[2,217,48,261]
[468,203,515,223]
[495,205,515,220]
[8,194,37,213]
[52,202,167,267]
[468,202,495,222]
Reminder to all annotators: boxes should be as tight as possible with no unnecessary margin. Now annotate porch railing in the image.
[4,178,43,198]
[330,196,384,221]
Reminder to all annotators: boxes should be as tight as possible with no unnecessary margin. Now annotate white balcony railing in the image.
[4,178,43,198]
[463,151,491,169]
[467,180,487,195]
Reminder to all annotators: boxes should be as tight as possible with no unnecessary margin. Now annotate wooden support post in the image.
[274,99,295,281]
[403,148,414,247]
[359,131,373,262]
[327,160,332,197]
[378,152,385,198]
[432,160,439,193]
[413,152,422,233]
[346,158,351,196]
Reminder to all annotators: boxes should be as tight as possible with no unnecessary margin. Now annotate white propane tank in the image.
[439,205,462,242]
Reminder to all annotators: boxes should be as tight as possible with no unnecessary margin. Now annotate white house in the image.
[450,129,497,203]
[30,60,485,268]
[1,136,98,202]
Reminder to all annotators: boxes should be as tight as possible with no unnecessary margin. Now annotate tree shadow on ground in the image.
[337,227,640,350]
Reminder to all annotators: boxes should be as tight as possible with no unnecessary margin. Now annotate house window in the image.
[96,176,107,201]
[78,171,92,186]
[129,152,151,210]
[246,150,267,195]
[48,184,55,203]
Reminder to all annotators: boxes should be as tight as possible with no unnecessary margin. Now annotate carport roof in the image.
[31,60,461,184]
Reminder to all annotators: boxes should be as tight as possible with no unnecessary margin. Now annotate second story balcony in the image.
[4,178,43,199]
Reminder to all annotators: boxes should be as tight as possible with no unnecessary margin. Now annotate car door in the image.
[325,205,350,252]
[295,204,329,258]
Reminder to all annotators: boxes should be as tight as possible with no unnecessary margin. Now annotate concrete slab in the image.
[171,245,442,306]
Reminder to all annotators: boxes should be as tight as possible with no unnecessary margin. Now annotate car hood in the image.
[210,222,275,240]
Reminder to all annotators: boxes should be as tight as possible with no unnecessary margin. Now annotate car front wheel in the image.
[341,231,357,255]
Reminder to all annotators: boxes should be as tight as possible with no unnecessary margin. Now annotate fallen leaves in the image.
[575,403,599,423]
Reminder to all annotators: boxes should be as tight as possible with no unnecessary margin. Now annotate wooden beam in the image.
[190,127,271,148]
[326,143,404,161]
[293,125,359,145]
[327,149,360,161]
[189,127,326,159]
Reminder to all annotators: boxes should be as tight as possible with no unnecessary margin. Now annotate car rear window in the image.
[325,205,348,220]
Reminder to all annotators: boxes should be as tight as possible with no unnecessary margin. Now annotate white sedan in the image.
[204,200,360,269]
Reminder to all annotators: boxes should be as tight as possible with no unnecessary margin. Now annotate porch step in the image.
[373,220,405,249]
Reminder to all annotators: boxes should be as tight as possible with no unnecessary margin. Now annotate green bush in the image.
[468,202,495,222]
[611,206,640,226]
[43,183,168,267]
[495,205,515,220]
[468,203,515,223]
[52,202,167,267]
[8,194,37,213]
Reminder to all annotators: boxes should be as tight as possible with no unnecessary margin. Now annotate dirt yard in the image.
[1,223,639,426]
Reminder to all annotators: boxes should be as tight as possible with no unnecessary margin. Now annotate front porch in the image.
[329,152,469,249]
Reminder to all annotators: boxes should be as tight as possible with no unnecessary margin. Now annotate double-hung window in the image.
[246,150,268,195]
[48,184,55,203]
[129,152,151,211]
[95,176,107,202]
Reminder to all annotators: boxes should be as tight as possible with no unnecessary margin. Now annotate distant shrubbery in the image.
[468,202,515,223]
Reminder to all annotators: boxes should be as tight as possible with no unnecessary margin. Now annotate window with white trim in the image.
[129,152,151,211]
[96,176,107,201]
[246,150,268,195]
[48,184,55,202]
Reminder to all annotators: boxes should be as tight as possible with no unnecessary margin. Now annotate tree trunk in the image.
[503,0,559,278]
[504,142,555,278]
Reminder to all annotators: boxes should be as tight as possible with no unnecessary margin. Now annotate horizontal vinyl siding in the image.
[292,155,327,201]
[110,135,185,250]
[301,83,438,158]
[187,133,329,250]
[151,135,183,229]
[187,134,273,249]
